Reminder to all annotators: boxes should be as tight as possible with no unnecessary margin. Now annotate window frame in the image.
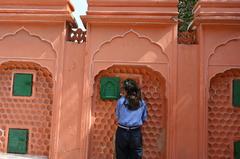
[231,138,240,159]
[7,128,29,154]
[11,70,36,98]
[232,79,240,107]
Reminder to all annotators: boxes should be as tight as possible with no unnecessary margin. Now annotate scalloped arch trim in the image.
[0,27,57,59]
[0,60,53,75]
[209,37,240,66]
[93,30,169,63]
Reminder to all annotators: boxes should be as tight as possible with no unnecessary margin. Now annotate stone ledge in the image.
[193,0,240,24]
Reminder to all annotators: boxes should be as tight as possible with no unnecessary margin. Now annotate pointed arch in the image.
[93,30,169,63]
[0,27,57,59]
[209,37,240,66]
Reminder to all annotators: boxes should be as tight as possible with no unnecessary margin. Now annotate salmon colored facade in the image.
[0,0,240,159]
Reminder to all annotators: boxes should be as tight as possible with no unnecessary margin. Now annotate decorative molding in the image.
[0,27,57,59]
[0,1,74,12]
[193,1,240,24]
[0,60,54,76]
[0,1,66,6]
[67,28,86,44]
[0,1,75,22]
[88,0,178,7]
[208,67,240,82]
[93,60,168,64]
[92,63,169,83]
[91,30,169,83]
[81,15,177,26]
[208,37,240,65]
[194,1,240,9]
[93,29,169,62]
[91,63,168,103]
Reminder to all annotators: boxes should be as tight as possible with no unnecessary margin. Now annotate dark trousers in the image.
[115,127,143,159]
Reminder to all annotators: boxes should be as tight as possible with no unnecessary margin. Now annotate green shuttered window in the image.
[13,73,33,96]
[234,141,240,159]
[233,80,240,107]
[100,77,120,100]
[7,129,29,154]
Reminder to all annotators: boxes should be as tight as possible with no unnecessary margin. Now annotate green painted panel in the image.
[7,129,28,154]
[234,141,240,159]
[100,77,120,100]
[13,73,33,96]
[233,80,240,107]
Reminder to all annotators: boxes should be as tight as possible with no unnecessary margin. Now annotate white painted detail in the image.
[0,153,48,159]
[0,129,4,137]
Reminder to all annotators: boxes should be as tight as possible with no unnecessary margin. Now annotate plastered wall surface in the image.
[204,26,240,159]
[81,1,180,158]
[57,42,86,159]
[0,23,65,75]
[80,22,178,159]
[0,0,240,159]
[0,1,75,159]
[0,20,67,159]
[194,1,240,157]
[175,45,199,159]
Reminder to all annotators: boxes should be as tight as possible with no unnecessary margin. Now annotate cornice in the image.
[0,1,74,12]
[194,1,240,9]
[0,0,75,23]
[0,9,70,15]
[87,11,178,16]
[0,14,74,23]
[0,0,66,6]
[88,0,178,7]
[193,1,240,25]
[81,14,177,26]
[193,17,240,25]
[84,0,178,26]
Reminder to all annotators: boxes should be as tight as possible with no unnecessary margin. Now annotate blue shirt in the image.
[115,96,147,127]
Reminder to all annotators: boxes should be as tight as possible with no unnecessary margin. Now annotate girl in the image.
[115,79,147,159]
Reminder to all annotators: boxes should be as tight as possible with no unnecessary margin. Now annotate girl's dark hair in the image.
[123,79,142,110]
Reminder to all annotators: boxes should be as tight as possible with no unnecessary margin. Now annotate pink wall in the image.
[0,22,65,159]
[194,1,240,158]
[0,1,74,158]
[0,0,240,159]
[81,0,179,158]
[175,45,199,159]
[57,42,86,159]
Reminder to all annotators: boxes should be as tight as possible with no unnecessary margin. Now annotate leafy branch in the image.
[178,0,198,32]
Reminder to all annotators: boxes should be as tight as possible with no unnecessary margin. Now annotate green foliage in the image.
[178,0,198,32]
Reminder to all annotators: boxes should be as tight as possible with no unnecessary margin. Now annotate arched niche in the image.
[89,65,168,159]
[0,61,54,157]
[208,68,240,159]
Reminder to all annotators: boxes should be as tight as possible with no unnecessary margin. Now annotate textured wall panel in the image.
[0,61,53,156]
[208,69,240,159]
[90,65,167,159]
